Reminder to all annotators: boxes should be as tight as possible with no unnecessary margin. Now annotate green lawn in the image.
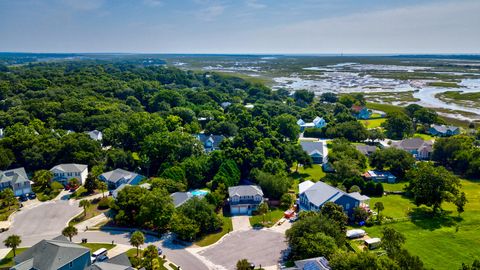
[0,203,19,221]
[0,248,27,268]
[413,133,435,140]
[382,182,407,192]
[250,208,285,228]
[365,179,480,269]
[195,211,233,247]
[291,164,326,182]
[359,118,386,129]
[79,243,116,252]
[367,103,406,114]
[69,198,110,226]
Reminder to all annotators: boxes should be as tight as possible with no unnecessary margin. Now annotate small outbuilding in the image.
[365,238,381,250]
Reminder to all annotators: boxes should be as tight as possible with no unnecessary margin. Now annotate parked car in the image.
[158,247,163,255]
[18,195,28,202]
[27,193,36,200]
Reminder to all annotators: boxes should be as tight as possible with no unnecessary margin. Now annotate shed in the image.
[365,238,381,250]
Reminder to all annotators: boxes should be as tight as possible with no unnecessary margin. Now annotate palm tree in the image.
[236,259,251,270]
[96,181,107,198]
[257,202,269,224]
[62,225,78,242]
[79,199,91,217]
[130,231,145,257]
[374,201,385,220]
[4,235,21,256]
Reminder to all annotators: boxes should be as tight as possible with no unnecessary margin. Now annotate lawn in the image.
[0,203,19,221]
[69,198,111,226]
[249,208,285,228]
[367,103,405,114]
[359,118,386,129]
[413,133,435,140]
[364,179,480,270]
[0,248,27,268]
[291,164,326,182]
[382,182,407,192]
[195,211,233,247]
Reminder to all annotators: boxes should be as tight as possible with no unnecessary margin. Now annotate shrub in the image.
[98,197,112,210]
[51,181,64,190]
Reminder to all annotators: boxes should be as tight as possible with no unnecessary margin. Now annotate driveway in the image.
[197,229,287,270]
[73,231,208,270]
[232,216,251,231]
[0,199,81,247]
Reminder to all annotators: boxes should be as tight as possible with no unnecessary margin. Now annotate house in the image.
[356,145,377,156]
[429,125,460,137]
[99,169,144,190]
[289,257,331,270]
[300,141,328,164]
[391,138,433,160]
[87,130,103,141]
[299,180,370,216]
[196,134,225,153]
[0,167,32,196]
[228,185,264,215]
[50,164,88,185]
[170,192,193,208]
[352,105,371,119]
[12,236,91,270]
[86,253,134,270]
[297,117,327,131]
[363,170,397,183]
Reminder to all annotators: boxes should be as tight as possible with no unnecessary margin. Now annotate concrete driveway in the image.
[73,230,208,270]
[232,216,252,231]
[0,199,81,247]
[197,229,287,270]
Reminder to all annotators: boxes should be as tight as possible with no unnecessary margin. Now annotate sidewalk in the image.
[74,212,110,231]
[0,248,11,260]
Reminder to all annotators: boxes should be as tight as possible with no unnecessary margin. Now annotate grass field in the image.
[195,211,233,247]
[382,182,407,192]
[365,179,480,269]
[359,118,386,129]
[428,81,462,88]
[413,133,435,140]
[249,209,285,228]
[0,248,27,268]
[367,103,406,114]
[79,242,116,252]
[291,164,326,182]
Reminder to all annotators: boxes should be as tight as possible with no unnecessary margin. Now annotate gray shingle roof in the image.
[0,167,30,185]
[51,163,88,173]
[431,125,459,134]
[301,181,369,208]
[87,130,103,141]
[228,185,263,197]
[356,145,377,155]
[170,192,193,208]
[100,169,142,184]
[14,238,90,270]
[300,141,325,155]
[294,256,331,270]
[391,138,433,151]
[196,134,225,151]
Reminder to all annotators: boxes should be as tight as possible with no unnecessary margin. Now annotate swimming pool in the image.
[189,189,209,197]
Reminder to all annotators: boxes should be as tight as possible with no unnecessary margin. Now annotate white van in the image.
[91,248,108,263]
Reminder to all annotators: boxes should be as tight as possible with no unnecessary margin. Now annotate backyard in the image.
[364,179,480,270]
[359,118,386,129]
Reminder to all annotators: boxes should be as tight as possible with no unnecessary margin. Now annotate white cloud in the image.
[61,0,104,11]
[196,4,225,21]
[143,0,163,7]
[246,0,266,9]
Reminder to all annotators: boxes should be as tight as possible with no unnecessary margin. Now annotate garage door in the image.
[231,206,248,215]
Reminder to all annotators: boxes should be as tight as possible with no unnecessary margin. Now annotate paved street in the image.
[197,229,287,270]
[73,231,209,270]
[0,199,81,247]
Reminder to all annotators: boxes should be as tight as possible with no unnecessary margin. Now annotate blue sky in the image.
[0,0,479,54]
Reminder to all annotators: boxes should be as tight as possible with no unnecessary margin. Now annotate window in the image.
[69,261,73,268]
[346,203,350,210]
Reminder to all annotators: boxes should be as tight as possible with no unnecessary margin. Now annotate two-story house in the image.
[390,138,433,160]
[228,185,264,215]
[0,167,32,196]
[300,140,328,164]
[299,180,370,217]
[297,116,327,132]
[50,164,88,185]
[12,236,91,270]
[99,169,145,190]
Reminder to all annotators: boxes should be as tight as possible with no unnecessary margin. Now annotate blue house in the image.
[99,168,145,190]
[12,236,91,270]
[352,105,371,119]
[429,125,460,137]
[300,141,327,164]
[297,116,327,132]
[196,134,225,153]
[363,170,397,183]
[299,181,370,216]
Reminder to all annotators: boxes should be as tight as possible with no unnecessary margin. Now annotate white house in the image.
[228,185,264,215]
[87,130,103,141]
[50,164,88,185]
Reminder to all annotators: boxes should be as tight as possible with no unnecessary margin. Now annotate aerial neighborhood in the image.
[0,57,479,270]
